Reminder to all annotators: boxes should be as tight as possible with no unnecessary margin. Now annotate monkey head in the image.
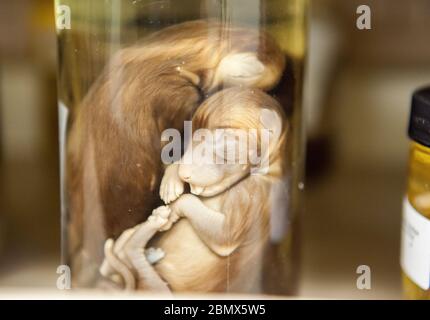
[178,87,287,197]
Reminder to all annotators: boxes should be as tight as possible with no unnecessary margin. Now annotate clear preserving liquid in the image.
[56,0,307,295]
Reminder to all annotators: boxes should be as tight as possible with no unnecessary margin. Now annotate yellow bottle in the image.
[402,87,430,299]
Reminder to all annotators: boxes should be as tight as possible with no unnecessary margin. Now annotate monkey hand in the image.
[160,164,184,204]
[156,205,180,232]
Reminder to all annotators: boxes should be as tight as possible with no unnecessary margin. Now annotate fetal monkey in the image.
[66,20,286,280]
[100,87,288,293]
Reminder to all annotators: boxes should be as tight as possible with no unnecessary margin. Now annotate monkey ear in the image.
[217,52,265,85]
[260,108,282,142]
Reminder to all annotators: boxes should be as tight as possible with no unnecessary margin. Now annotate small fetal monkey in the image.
[100,87,288,293]
[67,20,286,278]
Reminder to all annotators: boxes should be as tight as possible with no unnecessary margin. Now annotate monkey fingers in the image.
[151,205,179,232]
[158,210,180,232]
[160,164,185,204]
[175,66,201,86]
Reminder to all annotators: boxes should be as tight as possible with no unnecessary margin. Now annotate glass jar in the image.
[402,87,430,299]
[55,0,307,295]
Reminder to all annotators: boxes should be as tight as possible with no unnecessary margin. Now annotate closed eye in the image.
[214,140,240,163]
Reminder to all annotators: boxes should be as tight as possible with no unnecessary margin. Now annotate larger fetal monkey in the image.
[67,20,286,274]
[101,88,288,293]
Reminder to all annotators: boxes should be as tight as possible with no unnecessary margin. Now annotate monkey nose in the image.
[179,166,192,181]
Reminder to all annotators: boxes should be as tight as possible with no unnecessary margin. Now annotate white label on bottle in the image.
[58,101,69,262]
[401,199,430,290]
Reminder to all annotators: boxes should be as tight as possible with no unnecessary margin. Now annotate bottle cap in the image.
[409,87,430,147]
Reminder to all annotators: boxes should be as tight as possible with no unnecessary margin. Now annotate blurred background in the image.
[0,0,429,298]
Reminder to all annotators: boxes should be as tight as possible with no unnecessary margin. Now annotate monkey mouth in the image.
[190,184,205,196]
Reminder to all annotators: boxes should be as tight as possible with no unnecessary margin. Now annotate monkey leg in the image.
[122,207,172,293]
[102,238,136,290]
[100,239,166,290]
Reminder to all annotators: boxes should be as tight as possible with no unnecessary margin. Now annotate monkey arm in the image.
[172,194,239,257]
[121,208,173,293]
[99,207,174,293]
